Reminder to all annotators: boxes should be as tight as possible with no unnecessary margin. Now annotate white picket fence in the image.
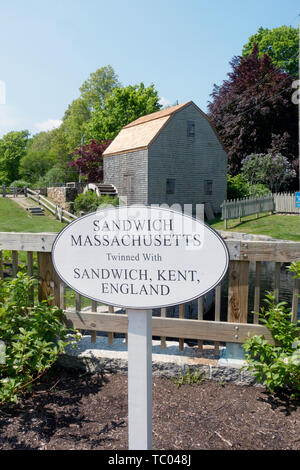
[274,193,300,214]
[221,192,300,228]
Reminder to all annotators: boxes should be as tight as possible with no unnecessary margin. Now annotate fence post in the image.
[238,199,241,224]
[219,260,250,366]
[222,202,227,229]
[2,186,6,197]
[37,252,61,306]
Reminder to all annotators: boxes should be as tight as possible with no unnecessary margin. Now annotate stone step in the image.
[26,207,45,215]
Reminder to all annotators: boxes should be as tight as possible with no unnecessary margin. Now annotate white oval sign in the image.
[52,205,229,309]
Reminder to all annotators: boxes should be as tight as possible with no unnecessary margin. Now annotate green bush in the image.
[0,273,79,403]
[243,264,300,396]
[227,174,271,199]
[9,180,31,188]
[73,190,119,215]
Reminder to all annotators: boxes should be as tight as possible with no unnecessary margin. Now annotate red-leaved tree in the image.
[68,139,111,182]
[207,45,298,176]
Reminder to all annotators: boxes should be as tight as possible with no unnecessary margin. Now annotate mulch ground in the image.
[0,365,299,450]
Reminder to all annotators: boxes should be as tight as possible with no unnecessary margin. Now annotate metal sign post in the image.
[127,309,152,450]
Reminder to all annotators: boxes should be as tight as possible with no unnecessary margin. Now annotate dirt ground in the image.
[0,365,299,451]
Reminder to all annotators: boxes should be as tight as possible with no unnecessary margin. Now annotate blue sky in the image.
[0,0,299,137]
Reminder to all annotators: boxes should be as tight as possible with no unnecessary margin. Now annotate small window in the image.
[166,178,176,195]
[187,120,195,137]
[204,180,213,196]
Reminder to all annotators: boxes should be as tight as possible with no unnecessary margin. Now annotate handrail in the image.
[26,188,77,223]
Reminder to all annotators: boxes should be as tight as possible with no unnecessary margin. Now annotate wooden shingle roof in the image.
[102,101,226,156]
[123,102,190,128]
[102,102,191,157]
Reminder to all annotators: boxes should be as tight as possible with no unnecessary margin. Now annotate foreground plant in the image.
[171,367,205,388]
[0,273,79,403]
[243,288,300,396]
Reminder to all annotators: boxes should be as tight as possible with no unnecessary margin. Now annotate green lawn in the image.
[210,213,300,241]
[0,197,67,232]
[0,198,93,308]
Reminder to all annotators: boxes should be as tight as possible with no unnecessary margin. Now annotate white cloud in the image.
[159,96,172,108]
[0,106,19,128]
[34,119,62,132]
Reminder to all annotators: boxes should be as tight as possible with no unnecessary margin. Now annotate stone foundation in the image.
[47,187,78,211]
[58,336,258,387]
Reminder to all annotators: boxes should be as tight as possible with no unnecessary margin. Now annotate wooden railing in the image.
[1,232,300,352]
[26,188,77,224]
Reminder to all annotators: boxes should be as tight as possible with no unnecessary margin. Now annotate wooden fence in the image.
[221,192,300,228]
[1,186,25,197]
[26,188,77,224]
[274,193,300,214]
[1,232,300,353]
[221,195,274,228]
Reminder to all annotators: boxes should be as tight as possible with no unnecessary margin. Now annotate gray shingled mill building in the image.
[102,101,227,214]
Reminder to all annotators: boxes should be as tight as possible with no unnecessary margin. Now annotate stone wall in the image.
[47,187,78,211]
[58,336,257,386]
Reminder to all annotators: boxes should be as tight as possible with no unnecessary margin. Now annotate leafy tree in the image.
[69,139,111,183]
[208,46,297,175]
[0,130,29,184]
[241,153,296,192]
[27,131,53,154]
[48,126,70,165]
[242,26,299,77]
[86,83,161,141]
[79,65,121,110]
[61,98,91,152]
[37,165,78,187]
[19,151,56,184]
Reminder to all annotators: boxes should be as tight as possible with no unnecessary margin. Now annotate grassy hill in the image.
[0,197,66,232]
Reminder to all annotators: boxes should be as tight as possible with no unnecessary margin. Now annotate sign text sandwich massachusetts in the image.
[52,205,229,309]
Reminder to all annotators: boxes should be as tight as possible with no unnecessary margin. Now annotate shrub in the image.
[0,273,79,403]
[243,281,300,395]
[241,153,296,193]
[73,190,119,215]
[9,180,31,188]
[227,174,270,199]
